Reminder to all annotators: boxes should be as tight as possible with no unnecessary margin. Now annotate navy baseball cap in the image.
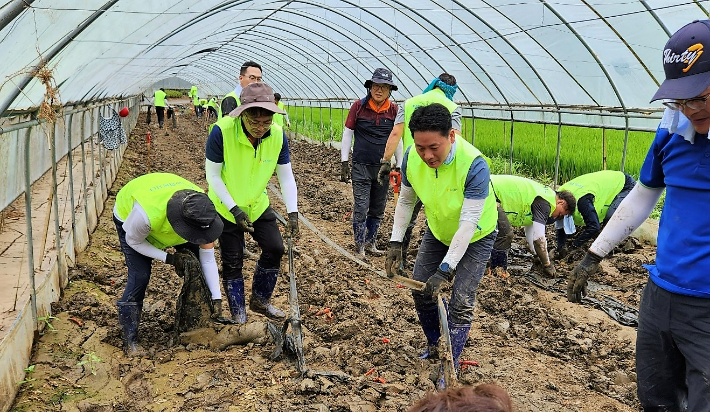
[651,20,710,102]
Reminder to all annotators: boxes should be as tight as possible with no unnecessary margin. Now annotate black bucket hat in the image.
[166,190,223,245]
[364,68,398,91]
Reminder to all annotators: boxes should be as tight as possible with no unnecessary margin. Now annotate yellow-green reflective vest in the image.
[115,173,203,249]
[200,98,208,107]
[559,170,626,226]
[207,98,217,109]
[403,89,458,149]
[190,86,198,105]
[490,175,556,227]
[406,137,497,245]
[154,90,167,107]
[273,101,286,127]
[208,117,284,222]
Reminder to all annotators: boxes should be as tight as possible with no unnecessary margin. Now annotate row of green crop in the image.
[284,105,663,218]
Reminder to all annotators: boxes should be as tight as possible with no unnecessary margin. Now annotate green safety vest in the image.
[199,98,208,107]
[219,91,241,120]
[154,90,167,107]
[406,136,497,245]
[115,173,203,249]
[490,175,556,227]
[207,98,217,109]
[190,86,198,105]
[208,116,284,222]
[273,101,286,127]
[559,170,626,226]
[403,89,458,149]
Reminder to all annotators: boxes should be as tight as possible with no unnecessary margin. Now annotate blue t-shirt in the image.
[206,122,291,164]
[639,128,710,297]
[401,144,489,200]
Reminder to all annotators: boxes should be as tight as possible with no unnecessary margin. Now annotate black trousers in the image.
[219,206,285,280]
[352,162,389,223]
[155,106,165,127]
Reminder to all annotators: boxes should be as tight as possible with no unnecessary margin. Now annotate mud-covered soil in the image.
[11,110,654,411]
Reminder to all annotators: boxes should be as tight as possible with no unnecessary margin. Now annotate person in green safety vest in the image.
[113,173,224,356]
[206,97,218,120]
[205,82,299,323]
[554,170,635,259]
[384,103,498,387]
[220,60,263,119]
[189,85,200,118]
[153,88,168,129]
[273,93,291,128]
[379,73,462,264]
[489,175,576,279]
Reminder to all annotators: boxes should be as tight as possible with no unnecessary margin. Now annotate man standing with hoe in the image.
[385,103,497,386]
[206,82,300,323]
[341,68,400,257]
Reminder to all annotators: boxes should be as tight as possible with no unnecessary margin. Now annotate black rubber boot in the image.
[250,264,285,320]
[116,301,146,357]
[223,278,247,323]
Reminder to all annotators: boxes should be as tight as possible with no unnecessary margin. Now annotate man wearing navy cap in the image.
[567,20,710,409]
[341,68,400,256]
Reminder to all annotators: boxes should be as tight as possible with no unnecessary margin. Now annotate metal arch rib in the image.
[639,0,672,37]
[454,0,592,108]
[245,29,352,99]
[0,0,119,116]
[538,0,627,111]
[284,2,424,98]
[217,40,342,100]
[205,42,323,99]
[583,0,661,87]
[385,0,507,105]
[693,0,709,16]
[0,0,34,33]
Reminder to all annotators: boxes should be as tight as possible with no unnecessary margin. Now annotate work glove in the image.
[287,212,300,238]
[567,251,603,303]
[230,206,254,233]
[424,267,454,301]
[340,161,350,183]
[378,160,392,186]
[165,251,192,276]
[385,241,404,278]
[543,262,556,278]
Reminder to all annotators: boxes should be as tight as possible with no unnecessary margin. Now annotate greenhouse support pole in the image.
[80,111,89,227]
[23,127,37,327]
[554,113,562,189]
[319,104,323,143]
[602,128,607,170]
[310,102,314,141]
[471,109,475,145]
[508,113,514,175]
[66,113,77,249]
[50,122,66,287]
[303,101,306,138]
[620,116,630,172]
[329,103,333,142]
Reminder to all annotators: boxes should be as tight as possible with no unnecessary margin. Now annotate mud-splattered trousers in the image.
[411,228,497,328]
[114,216,199,303]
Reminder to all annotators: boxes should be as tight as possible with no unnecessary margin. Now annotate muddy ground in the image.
[10,109,655,411]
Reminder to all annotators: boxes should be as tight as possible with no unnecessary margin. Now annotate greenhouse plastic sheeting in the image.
[0,0,708,127]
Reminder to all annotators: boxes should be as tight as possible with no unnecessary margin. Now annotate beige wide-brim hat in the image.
[229,83,287,117]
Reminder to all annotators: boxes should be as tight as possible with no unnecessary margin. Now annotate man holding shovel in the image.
[385,103,497,384]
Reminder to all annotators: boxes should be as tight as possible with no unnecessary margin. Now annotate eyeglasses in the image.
[247,75,263,82]
[243,115,272,129]
[663,93,710,111]
[370,83,391,91]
